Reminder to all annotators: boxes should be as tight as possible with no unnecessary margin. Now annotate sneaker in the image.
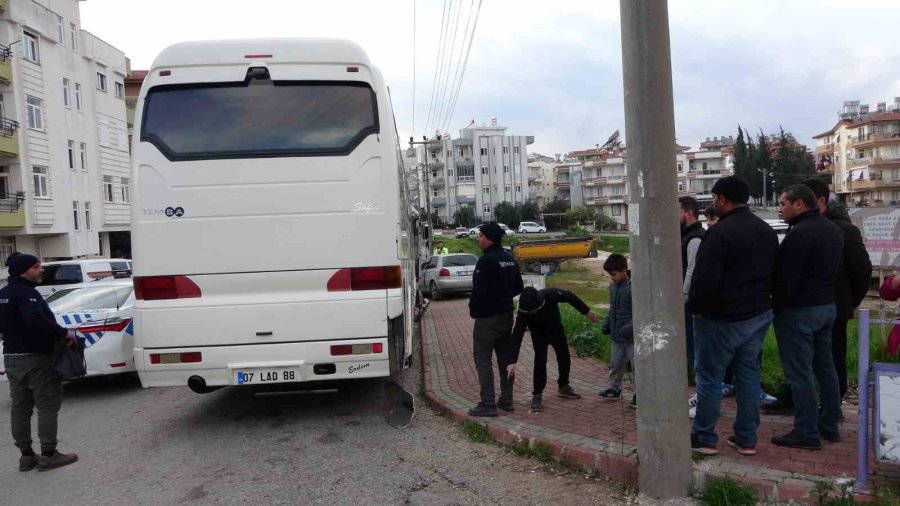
[688,406,697,419]
[598,388,621,400]
[726,436,757,456]
[688,394,698,419]
[558,385,581,399]
[762,399,795,416]
[821,430,841,443]
[759,390,778,405]
[36,451,78,471]
[691,433,718,456]
[531,394,543,413]
[468,403,499,418]
[497,399,514,412]
[721,383,735,397]
[771,430,822,450]
[18,454,38,472]
[630,395,637,409]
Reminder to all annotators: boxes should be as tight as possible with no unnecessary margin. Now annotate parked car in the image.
[0,279,136,381]
[455,226,469,238]
[418,253,478,300]
[498,223,516,236]
[468,223,515,237]
[36,259,133,297]
[518,221,547,234]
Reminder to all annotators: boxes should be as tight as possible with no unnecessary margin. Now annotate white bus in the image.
[131,39,418,393]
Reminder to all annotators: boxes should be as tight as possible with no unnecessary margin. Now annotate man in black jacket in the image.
[680,196,705,377]
[771,185,844,450]
[468,222,524,417]
[688,176,779,456]
[1,253,79,471]
[506,287,598,412]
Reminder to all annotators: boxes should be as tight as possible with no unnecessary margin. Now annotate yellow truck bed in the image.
[512,237,594,272]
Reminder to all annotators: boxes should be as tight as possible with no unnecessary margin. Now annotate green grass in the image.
[696,476,757,506]
[596,235,630,254]
[460,421,493,444]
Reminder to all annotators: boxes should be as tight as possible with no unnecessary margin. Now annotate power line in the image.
[433,0,464,136]
[411,0,416,135]
[423,0,449,137]
[437,0,474,134]
[441,0,482,133]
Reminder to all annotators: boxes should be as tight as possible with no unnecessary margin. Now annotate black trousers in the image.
[532,333,571,395]
[832,317,849,399]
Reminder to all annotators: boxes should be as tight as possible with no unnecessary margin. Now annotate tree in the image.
[771,127,816,196]
[453,206,476,227]
[566,205,597,225]
[493,202,521,228]
[518,201,540,221]
[596,213,619,231]
[754,131,773,204]
[543,199,569,214]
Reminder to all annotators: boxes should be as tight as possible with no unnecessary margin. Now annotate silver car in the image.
[419,253,478,300]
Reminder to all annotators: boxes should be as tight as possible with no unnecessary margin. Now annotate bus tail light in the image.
[327,266,402,291]
[134,276,202,300]
[330,343,383,356]
[150,352,202,364]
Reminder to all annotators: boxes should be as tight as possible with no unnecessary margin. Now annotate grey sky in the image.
[82,0,900,156]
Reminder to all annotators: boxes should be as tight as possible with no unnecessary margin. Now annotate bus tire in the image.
[389,315,406,376]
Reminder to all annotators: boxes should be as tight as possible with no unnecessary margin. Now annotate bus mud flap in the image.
[382,380,415,429]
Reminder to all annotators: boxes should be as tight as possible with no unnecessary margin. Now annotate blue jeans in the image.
[692,310,772,447]
[773,305,841,440]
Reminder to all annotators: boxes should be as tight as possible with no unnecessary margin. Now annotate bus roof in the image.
[151,38,372,70]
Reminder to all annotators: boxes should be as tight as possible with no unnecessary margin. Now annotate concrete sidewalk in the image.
[421,298,862,502]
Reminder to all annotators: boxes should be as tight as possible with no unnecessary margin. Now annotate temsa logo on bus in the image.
[143,207,185,218]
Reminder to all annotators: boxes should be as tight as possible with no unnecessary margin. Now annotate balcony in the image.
[431,196,446,207]
[430,176,445,187]
[848,173,900,190]
[557,181,571,190]
[0,192,25,229]
[850,131,900,148]
[0,117,19,157]
[815,143,835,155]
[848,155,900,169]
[0,44,11,85]
[694,169,723,179]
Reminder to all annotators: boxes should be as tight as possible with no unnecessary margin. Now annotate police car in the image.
[0,279,136,381]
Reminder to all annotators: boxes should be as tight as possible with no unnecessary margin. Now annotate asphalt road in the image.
[0,340,644,505]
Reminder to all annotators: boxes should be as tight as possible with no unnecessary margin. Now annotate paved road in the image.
[0,341,643,505]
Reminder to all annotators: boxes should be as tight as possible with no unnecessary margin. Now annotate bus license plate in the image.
[234,368,300,385]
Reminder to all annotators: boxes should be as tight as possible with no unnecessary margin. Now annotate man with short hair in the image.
[704,206,718,227]
[679,196,704,377]
[1,253,79,472]
[771,185,844,449]
[434,241,449,255]
[468,222,524,417]
[688,176,779,456]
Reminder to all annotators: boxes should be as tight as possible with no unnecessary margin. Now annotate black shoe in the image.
[18,454,38,472]
[531,394,543,412]
[558,385,581,399]
[691,433,718,455]
[821,430,841,443]
[599,388,621,400]
[497,399,514,412]
[468,403,498,418]
[771,430,822,450]
[762,399,795,416]
[36,451,78,471]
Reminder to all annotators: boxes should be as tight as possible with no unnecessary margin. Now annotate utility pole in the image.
[409,136,441,252]
[619,0,692,499]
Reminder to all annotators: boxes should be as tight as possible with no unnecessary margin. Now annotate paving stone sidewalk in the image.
[421,298,864,502]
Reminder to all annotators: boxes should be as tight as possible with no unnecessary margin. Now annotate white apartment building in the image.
[415,123,533,224]
[814,99,900,206]
[525,160,556,208]
[0,0,130,261]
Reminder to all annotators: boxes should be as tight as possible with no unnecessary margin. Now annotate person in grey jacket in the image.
[599,254,636,407]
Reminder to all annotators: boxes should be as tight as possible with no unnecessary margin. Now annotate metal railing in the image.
[0,44,10,63]
[0,117,18,137]
[0,192,24,212]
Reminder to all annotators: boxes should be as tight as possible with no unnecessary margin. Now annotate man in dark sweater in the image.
[688,176,779,457]
[507,287,598,412]
[1,253,79,472]
[680,196,705,377]
[468,222,524,417]
[771,185,844,450]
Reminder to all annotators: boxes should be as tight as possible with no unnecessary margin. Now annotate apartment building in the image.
[525,159,556,208]
[814,99,900,206]
[414,122,533,224]
[553,161,582,205]
[0,0,130,260]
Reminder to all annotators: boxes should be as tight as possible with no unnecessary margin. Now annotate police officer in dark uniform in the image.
[468,222,524,417]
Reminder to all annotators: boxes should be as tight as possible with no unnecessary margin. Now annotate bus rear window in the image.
[140,81,379,160]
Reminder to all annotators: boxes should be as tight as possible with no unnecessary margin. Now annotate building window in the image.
[503,146,509,154]
[72,201,80,231]
[505,184,511,194]
[515,184,521,193]
[25,96,43,130]
[482,186,490,195]
[448,168,454,177]
[67,140,75,169]
[121,177,130,203]
[702,162,708,171]
[678,182,686,192]
[612,205,622,216]
[115,82,124,99]
[103,176,114,203]
[33,166,48,198]
[432,189,438,197]
[480,148,487,156]
[481,166,488,175]
[483,205,491,213]
[514,146,520,154]
[23,31,39,63]
[70,23,78,51]
[677,162,683,172]
[79,142,87,171]
[458,148,465,158]
[504,165,510,173]
[492,147,496,155]
[56,16,64,44]
[97,72,108,92]
[85,202,92,231]
[63,78,71,108]
[75,83,82,111]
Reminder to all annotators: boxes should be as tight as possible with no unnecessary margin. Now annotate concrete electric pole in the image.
[619,0,693,498]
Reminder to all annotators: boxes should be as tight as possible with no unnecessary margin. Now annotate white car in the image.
[0,279,136,381]
[498,224,516,236]
[518,221,547,234]
[36,259,133,298]
[468,223,516,237]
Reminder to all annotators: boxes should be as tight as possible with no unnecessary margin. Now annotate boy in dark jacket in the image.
[599,254,636,407]
[507,287,599,412]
